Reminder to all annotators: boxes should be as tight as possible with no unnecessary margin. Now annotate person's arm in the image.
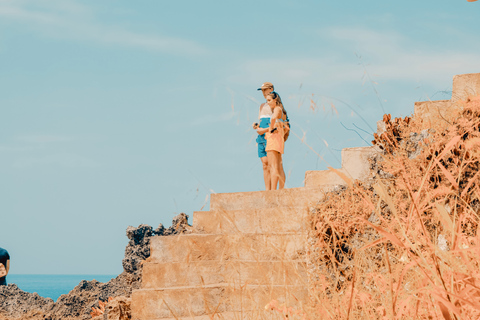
[269,107,282,130]
[256,127,269,135]
[5,260,9,276]
[0,263,6,278]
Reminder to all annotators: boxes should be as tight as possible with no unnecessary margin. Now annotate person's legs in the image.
[258,142,270,190]
[279,156,286,189]
[267,151,281,190]
[267,151,276,190]
[261,156,270,190]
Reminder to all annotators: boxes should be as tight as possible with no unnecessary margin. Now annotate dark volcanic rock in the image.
[153,223,165,235]
[164,213,190,235]
[0,213,191,320]
[122,224,152,275]
[126,224,153,244]
[0,284,54,318]
[122,213,190,275]
[48,273,138,320]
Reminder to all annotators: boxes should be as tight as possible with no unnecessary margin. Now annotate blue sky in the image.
[1,0,479,275]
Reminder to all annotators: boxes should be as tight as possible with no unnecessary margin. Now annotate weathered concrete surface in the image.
[142,261,306,288]
[209,187,328,211]
[341,147,378,179]
[193,207,308,234]
[415,73,480,130]
[305,146,378,188]
[156,312,288,320]
[131,285,307,319]
[452,73,480,101]
[149,233,306,263]
[414,99,455,131]
[304,169,347,187]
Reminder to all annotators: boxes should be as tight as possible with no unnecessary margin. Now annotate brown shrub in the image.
[310,96,480,319]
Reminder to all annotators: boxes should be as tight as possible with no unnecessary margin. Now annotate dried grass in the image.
[308,96,480,319]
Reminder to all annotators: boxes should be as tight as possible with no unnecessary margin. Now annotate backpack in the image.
[283,110,290,142]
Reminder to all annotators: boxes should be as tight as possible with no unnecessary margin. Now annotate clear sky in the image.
[1,0,479,275]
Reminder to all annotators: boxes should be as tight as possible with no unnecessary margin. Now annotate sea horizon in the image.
[7,274,117,302]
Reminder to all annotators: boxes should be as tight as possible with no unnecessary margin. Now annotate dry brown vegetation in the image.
[307,96,480,319]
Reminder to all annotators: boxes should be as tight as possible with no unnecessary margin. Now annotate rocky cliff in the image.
[0,213,190,320]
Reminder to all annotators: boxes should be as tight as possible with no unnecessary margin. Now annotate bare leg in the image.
[279,156,286,189]
[267,151,281,190]
[261,156,270,190]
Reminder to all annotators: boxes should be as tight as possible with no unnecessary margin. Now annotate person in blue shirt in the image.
[253,82,275,190]
[0,247,10,286]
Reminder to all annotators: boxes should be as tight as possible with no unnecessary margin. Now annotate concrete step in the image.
[414,99,454,131]
[156,311,292,320]
[414,73,480,130]
[209,187,328,212]
[304,169,347,188]
[304,146,378,188]
[131,285,308,319]
[340,146,377,180]
[193,207,308,234]
[452,72,480,102]
[142,260,307,288]
[150,233,306,263]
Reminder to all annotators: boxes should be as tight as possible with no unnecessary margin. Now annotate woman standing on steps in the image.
[265,91,289,190]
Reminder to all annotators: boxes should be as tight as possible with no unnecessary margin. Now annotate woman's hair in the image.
[268,91,288,118]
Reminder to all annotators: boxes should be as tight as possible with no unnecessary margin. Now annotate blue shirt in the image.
[0,247,9,282]
[256,117,271,144]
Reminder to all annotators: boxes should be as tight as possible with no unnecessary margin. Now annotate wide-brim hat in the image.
[257,82,274,91]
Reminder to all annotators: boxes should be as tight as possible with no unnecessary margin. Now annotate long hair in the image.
[268,91,290,141]
[267,91,288,119]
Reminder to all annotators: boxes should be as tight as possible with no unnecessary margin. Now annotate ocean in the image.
[7,274,117,302]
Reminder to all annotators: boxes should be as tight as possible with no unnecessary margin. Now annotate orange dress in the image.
[265,115,288,154]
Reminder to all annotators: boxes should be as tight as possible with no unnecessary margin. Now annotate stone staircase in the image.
[131,188,325,319]
[131,73,480,320]
[131,156,376,319]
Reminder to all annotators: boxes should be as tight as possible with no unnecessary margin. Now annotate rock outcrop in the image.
[91,296,131,320]
[122,213,190,277]
[0,213,191,320]
[0,284,54,318]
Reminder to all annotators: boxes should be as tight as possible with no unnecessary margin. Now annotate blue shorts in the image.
[258,142,267,158]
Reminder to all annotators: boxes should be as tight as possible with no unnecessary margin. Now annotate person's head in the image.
[266,91,282,108]
[257,82,274,99]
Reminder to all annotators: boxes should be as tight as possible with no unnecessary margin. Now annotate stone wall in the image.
[414,73,480,130]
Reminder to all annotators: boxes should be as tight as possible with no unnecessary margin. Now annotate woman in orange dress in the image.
[265,91,289,190]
